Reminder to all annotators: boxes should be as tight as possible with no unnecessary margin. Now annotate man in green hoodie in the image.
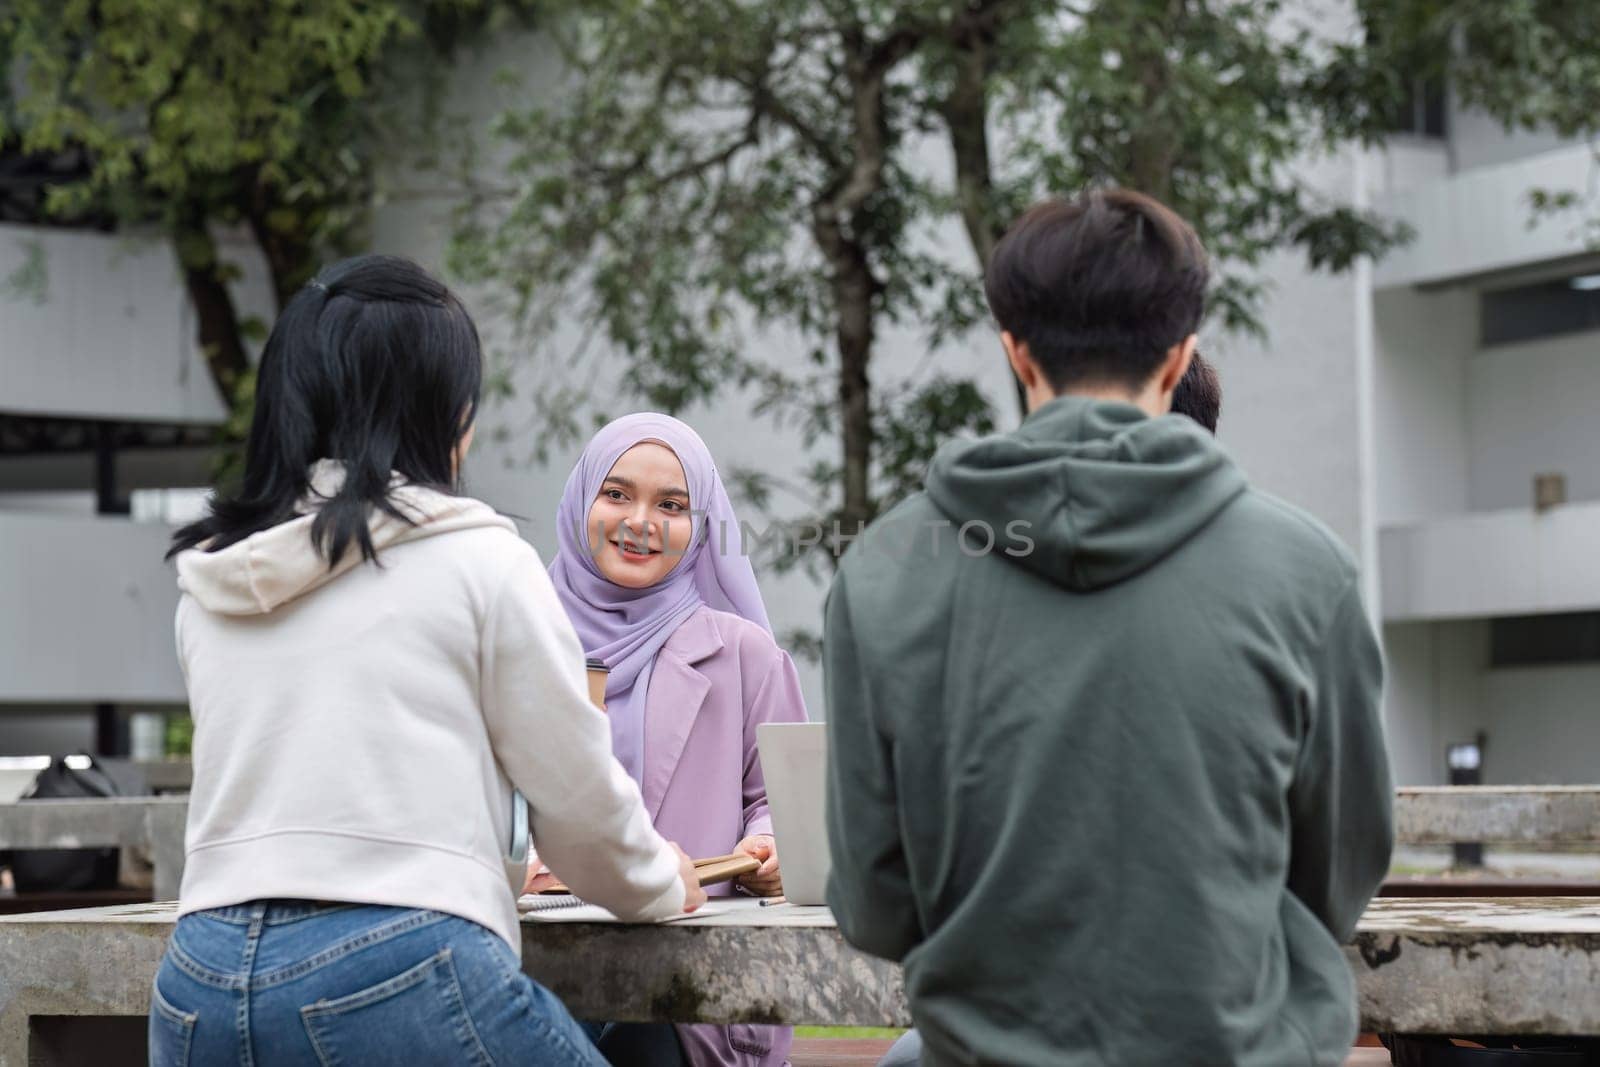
[824,189,1393,1067]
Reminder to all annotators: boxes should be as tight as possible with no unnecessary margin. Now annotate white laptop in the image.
[757,722,831,906]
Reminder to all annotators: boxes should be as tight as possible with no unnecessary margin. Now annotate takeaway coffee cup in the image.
[585,658,609,711]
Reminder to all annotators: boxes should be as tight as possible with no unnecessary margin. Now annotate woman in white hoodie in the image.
[152,254,703,1067]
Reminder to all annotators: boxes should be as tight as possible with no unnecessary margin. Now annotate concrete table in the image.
[1348,897,1600,1036]
[4,897,1600,1065]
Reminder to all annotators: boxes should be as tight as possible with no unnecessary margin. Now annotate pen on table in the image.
[758,895,787,907]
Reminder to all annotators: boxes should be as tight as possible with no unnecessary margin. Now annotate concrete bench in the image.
[0,786,1590,910]
[3,897,1600,1065]
[0,798,187,901]
[0,786,1593,1061]
[1394,786,1600,845]
[1386,785,1600,898]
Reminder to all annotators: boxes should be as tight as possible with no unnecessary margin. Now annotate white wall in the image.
[1385,616,1600,786]
[1382,618,1487,785]
[1373,144,1596,289]
[0,491,95,516]
[1448,105,1581,173]
[1364,139,1451,200]
[0,226,228,423]
[1211,252,1369,564]
[0,514,183,703]
[1380,621,1434,784]
[1474,665,1600,784]
[1211,143,1454,579]
[1374,286,1600,523]
[1381,500,1600,621]
[1466,328,1600,511]
[1373,286,1473,525]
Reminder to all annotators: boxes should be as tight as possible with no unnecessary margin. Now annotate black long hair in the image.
[169,254,483,566]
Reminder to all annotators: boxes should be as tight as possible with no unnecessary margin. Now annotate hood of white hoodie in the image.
[176,460,518,616]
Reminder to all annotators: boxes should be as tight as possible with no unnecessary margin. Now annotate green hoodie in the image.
[824,396,1393,1067]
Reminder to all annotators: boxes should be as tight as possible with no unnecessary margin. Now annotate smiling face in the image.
[587,442,694,589]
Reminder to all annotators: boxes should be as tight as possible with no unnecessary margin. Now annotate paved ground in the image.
[791,1038,897,1066]
[788,1040,1395,1065]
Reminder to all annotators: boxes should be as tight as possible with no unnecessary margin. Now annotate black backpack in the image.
[5,754,130,892]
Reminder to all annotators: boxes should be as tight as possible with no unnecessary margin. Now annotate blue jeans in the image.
[878,1029,922,1067]
[149,900,607,1066]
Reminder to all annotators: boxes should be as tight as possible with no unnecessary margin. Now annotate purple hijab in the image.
[548,413,770,784]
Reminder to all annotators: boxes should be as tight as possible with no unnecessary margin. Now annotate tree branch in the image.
[820,30,917,226]
[727,61,841,168]
[649,120,762,191]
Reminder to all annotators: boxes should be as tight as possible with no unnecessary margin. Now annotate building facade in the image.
[3,23,1597,787]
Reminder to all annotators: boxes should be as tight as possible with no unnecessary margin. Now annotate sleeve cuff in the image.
[629,866,688,921]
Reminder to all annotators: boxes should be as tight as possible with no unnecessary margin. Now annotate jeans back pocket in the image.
[300,948,492,1067]
[149,979,198,1067]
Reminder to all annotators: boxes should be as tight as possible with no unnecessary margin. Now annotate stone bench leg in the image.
[0,921,169,1067]
[144,804,186,902]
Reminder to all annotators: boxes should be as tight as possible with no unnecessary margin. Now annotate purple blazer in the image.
[642,605,808,1067]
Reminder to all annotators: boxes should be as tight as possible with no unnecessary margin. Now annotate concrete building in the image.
[3,23,1598,787]
[1368,136,1600,787]
[0,227,268,755]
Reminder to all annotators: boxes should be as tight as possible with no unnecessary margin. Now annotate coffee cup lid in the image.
[584,658,609,671]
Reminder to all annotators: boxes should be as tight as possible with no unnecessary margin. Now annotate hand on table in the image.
[733,834,782,896]
[674,843,708,913]
[522,863,561,895]
[523,845,706,914]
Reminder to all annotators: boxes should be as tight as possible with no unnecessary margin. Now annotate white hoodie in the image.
[173,462,685,951]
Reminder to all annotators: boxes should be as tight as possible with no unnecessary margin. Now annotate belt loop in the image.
[237,901,267,1067]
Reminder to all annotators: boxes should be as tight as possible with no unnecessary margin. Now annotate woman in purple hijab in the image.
[548,413,807,1067]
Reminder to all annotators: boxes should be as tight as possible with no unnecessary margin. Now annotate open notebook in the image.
[518,896,740,923]
[520,852,761,923]
[532,852,759,897]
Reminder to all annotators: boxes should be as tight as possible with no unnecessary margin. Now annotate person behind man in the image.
[1172,349,1221,432]
[824,189,1393,1066]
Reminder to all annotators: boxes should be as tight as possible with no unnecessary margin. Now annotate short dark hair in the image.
[170,254,483,566]
[1170,351,1221,433]
[984,188,1209,391]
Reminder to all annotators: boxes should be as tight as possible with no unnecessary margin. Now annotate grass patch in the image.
[794,1026,907,1039]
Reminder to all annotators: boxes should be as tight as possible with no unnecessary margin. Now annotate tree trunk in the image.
[943,40,1000,269]
[246,177,317,312]
[814,211,877,542]
[174,203,250,409]
[942,30,1029,417]
[1124,1,1180,203]
[806,31,918,563]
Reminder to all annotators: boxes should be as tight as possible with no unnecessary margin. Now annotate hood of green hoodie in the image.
[926,395,1247,591]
